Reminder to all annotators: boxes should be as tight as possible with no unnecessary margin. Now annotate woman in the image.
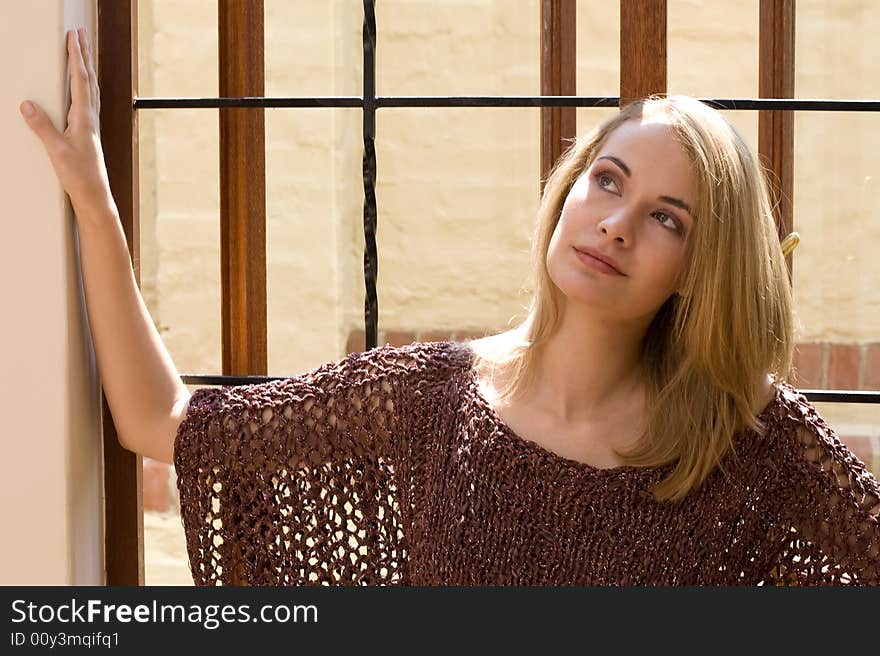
[23,28,879,586]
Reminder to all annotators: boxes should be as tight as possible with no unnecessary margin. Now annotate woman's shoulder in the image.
[316,338,476,393]
[761,377,875,484]
[354,338,474,372]
[187,339,473,414]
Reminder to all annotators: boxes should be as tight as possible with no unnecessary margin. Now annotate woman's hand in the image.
[20,28,115,220]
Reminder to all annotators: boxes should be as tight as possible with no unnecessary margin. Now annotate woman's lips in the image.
[573,247,625,275]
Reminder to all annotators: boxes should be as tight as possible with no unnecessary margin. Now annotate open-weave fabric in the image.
[173,340,880,585]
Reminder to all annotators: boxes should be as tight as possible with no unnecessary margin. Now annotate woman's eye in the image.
[654,212,681,232]
[592,172,684,235]
[594,172,618,193]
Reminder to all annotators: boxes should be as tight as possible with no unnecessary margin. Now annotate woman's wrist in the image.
[71,193,120,230]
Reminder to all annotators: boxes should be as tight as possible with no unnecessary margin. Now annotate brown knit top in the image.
[173,339,880,586]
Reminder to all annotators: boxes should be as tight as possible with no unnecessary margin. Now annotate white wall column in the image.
[0,0,104,584]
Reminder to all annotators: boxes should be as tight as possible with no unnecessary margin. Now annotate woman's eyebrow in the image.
[597,155,632,177]
[596,154,694,217]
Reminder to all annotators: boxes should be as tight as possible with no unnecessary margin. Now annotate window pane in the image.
[793,112,879,429]
[377,0,540,96]
[796,1,880,99]
[667,0,759,99]
[577,0,620,97]
[793,112,879,335]
[265,0,362,97]
[137,0,218,97]
[138,108,220,381]
[138,107,219,587]
[375,107,540,331]
[266,108,364,376]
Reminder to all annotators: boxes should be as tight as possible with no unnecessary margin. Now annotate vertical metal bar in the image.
[758,0,795,280]
[97,0,144,587]
[362,0,379,351]
[218,0,267,378]
[620,0,667,106]
[540,0,577,196]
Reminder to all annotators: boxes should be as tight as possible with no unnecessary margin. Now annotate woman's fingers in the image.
[68,28,91,114]
[78,28,100,115]
[20,27,112,214]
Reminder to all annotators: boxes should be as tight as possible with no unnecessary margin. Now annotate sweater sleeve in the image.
[172,341,432,586]
[763,386,880,585]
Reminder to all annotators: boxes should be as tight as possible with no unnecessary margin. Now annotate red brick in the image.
[382,330,416,347]
[792,342,824,388]
[864,343,880,390]
[345,329,365,355]
[143,458,170,512]
[828,343,861,390]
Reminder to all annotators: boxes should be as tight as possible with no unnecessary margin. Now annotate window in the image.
[97,0,879,584]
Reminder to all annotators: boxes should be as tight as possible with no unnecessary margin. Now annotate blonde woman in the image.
[23,28,879,586]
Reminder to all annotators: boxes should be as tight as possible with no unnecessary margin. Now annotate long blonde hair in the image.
[469,94,799,503]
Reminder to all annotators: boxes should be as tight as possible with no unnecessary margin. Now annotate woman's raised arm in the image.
[20,28,189,463]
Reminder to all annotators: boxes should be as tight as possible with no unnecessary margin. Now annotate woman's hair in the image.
[469,94,800,503]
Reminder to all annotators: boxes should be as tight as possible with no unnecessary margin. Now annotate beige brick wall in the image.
[138,0,880,585]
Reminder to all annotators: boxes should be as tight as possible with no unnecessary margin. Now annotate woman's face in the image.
[546,117,697,321]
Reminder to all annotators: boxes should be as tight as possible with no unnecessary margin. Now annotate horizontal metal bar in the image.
[375,96,619,108]
[134,96,880,111]
[135,96,365,108]
[804,390,880,403]
[132,95,618,109]
[703,98,880,111]
[181,374,285,385]
[180,374,880,404]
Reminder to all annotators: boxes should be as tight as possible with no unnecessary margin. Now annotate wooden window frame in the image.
[98,0,872,584]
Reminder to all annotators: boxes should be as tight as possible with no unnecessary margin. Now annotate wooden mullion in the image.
[218,1,267,378]
[620,0,667,106]
[218,0,266,586]
[540,0,576,195]
[758,0,795,277]
[97,0,143,586]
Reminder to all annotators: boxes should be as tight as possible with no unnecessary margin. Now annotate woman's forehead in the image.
[602,117,682,152]
[595,120,697,204]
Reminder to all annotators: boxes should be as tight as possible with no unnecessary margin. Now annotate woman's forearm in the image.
[20,28,187,464]
[76,206,189,464]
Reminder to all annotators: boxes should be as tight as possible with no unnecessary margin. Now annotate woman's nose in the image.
[598,206,638,241]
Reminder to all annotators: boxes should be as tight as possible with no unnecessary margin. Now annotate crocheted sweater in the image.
[173,340,880,586]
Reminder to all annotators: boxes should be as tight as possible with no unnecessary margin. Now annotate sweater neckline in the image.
[456,340,784,476]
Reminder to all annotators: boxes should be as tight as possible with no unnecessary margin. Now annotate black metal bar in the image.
[378,96,617,108]
[179,373,880,404]
[134,96,880,111]
[134,97,366,108]
[700,98,880,111]
[362,0,378,351]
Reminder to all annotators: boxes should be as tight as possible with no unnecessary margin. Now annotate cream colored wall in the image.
[1,0,104,584]
[138,1,880,583]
